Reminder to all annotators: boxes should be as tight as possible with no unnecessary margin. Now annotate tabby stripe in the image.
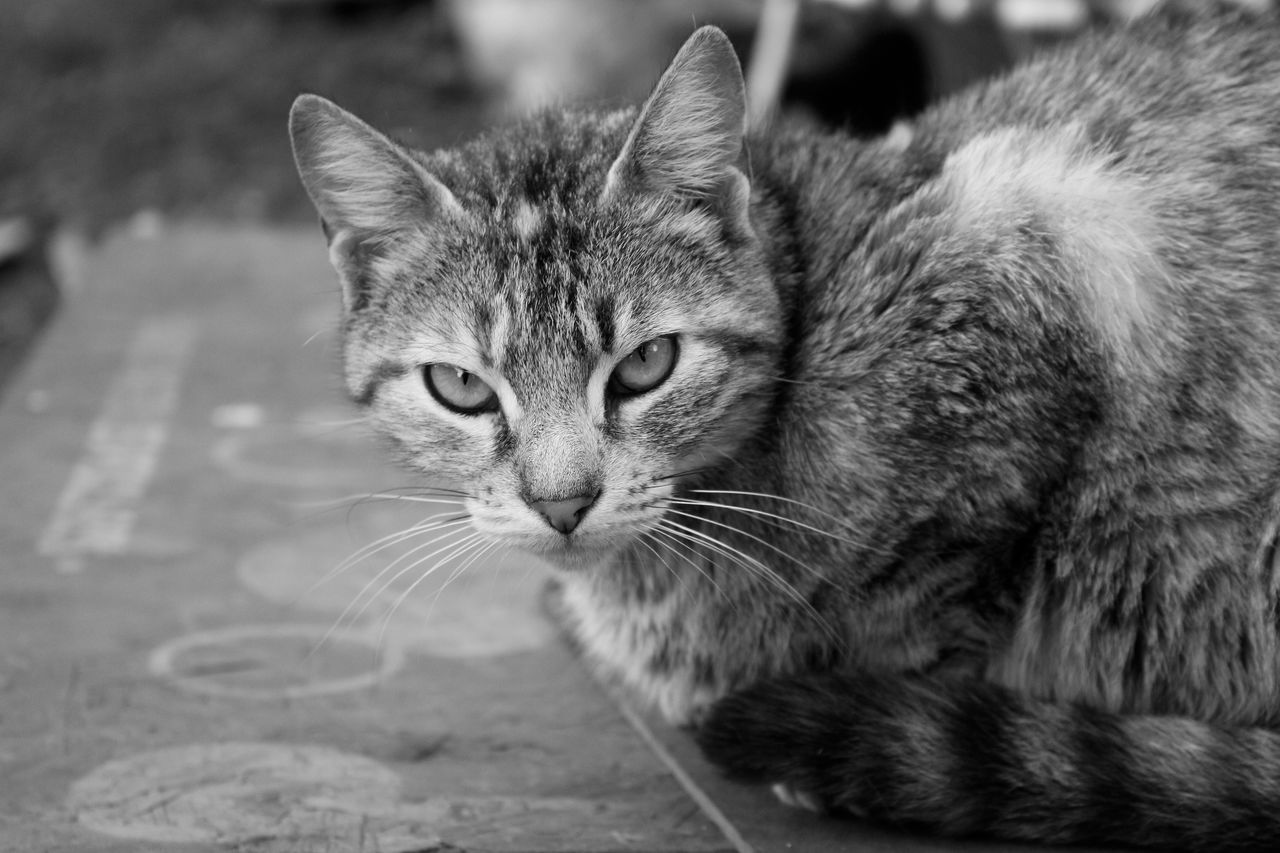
[943,682,1013,836]
[354,361,411,406]
[594,294,617,354]
[1071,705,1138,842]
[701,329,779,358]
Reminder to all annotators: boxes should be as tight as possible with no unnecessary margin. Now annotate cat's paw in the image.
[655,682,719,728]
[770,782,827,813]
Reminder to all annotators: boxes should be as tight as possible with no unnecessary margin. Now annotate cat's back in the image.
[936,5,1280,145]
[933,4,1280,322]
[775,4,1280,361]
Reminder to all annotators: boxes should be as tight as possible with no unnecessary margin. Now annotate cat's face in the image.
[291,29,775,571]
[347,194,780,571]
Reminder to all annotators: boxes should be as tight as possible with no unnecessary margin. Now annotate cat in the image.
[289,4,1280,850]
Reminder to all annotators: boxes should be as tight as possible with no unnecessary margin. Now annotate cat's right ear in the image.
[289,94,462,311]
[602,27,751,237]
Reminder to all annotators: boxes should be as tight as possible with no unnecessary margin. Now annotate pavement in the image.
[0,222,1055,852]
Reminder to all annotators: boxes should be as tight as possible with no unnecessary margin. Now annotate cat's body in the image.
[292,5,1280,850]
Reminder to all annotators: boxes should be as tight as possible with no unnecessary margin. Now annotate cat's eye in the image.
[424,363,499,415]
[609,336,678,397]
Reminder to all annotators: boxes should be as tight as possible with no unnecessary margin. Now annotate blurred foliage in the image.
[0,0,488,229]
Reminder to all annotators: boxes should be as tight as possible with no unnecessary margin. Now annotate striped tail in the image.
[696,672,1280,852]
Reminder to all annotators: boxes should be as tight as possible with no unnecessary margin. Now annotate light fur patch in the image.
[1125,717,1218,801]
[559,574,720,725]
[883,119,914,152]
[512,198,542,243]
[487,297,514,372]
[942,126,1167,361]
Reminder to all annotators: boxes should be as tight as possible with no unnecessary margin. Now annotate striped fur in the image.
[291,4,1280,849]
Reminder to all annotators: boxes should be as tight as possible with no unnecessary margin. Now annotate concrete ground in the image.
[0,222,1080,852]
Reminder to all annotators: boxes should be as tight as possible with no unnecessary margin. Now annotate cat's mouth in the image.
[511,532,621,573]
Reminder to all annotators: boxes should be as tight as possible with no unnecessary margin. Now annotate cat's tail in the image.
[696,672,1280,852]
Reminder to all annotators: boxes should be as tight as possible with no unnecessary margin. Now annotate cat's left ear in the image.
[602,27,751,237]
[289,94,463,311]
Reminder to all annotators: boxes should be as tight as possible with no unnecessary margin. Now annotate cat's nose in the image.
[530,492,599,535]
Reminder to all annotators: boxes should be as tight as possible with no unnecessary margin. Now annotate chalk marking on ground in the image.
[210,426,374,489]
[148,622,406,700]
[235,523,557,658]
[67,742,411,847]
[69,741,724,850]
[37,315,197,572]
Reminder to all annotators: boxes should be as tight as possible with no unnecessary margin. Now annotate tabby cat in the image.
[290,5,1280,850]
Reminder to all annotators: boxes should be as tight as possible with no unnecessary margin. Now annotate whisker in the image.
[636,532,678,579]
[646,527,724,597]
[303,513,472,601]
[658,519,841,645]
[652,466,715,484]
[364,494,469,506]
[375,484,473,499]
[342,528,482,631]
[658,507,828,582]
[307,517,473,659]
[657,520,803,611]
[296,415,366,429]
[316,523,478,650]
[284,485,472,531]
[662,496,877,553]
[688,488,851,527]
[689,488,897,558]
[375,536,496,653]
[291,492,468,512]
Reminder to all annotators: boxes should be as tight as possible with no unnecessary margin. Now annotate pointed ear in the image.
[602,27,751,233]
[289,94,462,310]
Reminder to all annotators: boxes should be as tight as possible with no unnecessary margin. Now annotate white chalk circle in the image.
[210,416,387,489]
[67,742,435,850]
[237,509,556,658]
[69,744,730,851]
[148,623,404,700]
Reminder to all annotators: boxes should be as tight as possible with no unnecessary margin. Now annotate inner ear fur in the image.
[602,27,752,235]
[289,94,462,309]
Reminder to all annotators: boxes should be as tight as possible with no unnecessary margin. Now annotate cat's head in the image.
[290,28,782,571]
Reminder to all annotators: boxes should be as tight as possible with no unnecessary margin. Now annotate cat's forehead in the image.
[435,218,688,396]
[393,109,733,380]
[424,109,636,212]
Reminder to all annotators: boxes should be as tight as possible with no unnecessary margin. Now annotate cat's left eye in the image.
[609,335,678,397]
[424,363,499,415]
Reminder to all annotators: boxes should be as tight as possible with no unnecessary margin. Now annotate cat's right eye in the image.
[423,364,499,415]
[609,335,678,397]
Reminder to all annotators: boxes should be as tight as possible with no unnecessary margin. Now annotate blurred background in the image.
[0,0,1171,389]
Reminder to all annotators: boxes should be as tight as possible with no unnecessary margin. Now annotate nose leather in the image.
[530,492,598,535]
